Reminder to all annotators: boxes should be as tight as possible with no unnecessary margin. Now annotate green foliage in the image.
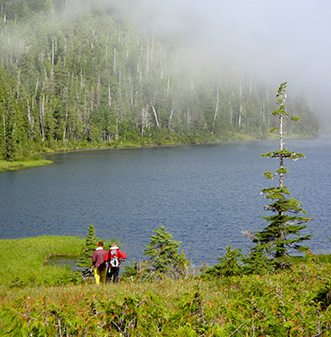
[0,236,84,287]
[2,259,331,335]
[76,224,98,274]
[0,3,319,160]
[261,148,305,160]
[312,281,331,310]
[173,283,215,335]
[144,225,180,272]
[143,225,191,280]
[123,225,191,281]
[251,83,312,263]
[0,158,52,172]
[242,247,275,275]
[75,225,120,280]
[204,243,244,277]
[51,270,85,286]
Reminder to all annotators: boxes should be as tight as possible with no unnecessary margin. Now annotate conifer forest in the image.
[2,3,331,335]
[0,0,319,160]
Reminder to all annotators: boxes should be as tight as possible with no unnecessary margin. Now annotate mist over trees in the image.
[0,0,319,160]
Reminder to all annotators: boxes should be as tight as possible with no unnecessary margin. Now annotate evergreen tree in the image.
[0,68,17,161]
[205,242,244,277]
[142,225,190,280]
[250,82,312,262]
[77,224,98,277]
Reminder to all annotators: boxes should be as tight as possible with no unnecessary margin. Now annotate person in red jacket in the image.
[92,241,107,285]
[104,242,127,283]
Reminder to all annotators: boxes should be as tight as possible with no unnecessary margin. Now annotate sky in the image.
[124,0,331,125]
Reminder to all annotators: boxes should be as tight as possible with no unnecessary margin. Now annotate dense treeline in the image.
[0,0,319,160]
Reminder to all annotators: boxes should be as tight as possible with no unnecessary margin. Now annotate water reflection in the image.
[47,257,80,272]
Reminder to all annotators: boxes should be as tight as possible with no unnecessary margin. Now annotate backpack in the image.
[109,249,119,267]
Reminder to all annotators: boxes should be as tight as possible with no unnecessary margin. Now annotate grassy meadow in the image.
[0,158,53,172]
[0,236,84,287]
[1,236,331,335]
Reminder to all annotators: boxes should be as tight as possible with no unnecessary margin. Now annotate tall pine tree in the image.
[250,83,312,261]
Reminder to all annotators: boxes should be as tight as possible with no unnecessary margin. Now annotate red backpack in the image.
[109,249,120,267]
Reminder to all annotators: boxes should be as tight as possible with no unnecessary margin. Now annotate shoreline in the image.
[41,133,315,157]
[0,133,318,173]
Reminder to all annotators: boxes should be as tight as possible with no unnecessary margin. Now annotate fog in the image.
[122,0,331,128]
[2,0,330,127]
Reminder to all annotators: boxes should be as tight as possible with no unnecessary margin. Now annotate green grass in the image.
[0,158,52,172]
[0,236,331,335]
[1,259,331,336]
[0,236,84,287]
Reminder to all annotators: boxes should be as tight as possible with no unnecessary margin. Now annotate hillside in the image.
[0,0,319,160]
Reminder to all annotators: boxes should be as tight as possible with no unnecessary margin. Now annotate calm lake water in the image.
[1,136,331,267]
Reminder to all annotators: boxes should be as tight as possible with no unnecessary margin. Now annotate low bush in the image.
[1,261,331,335]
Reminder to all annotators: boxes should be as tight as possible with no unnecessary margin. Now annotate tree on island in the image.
[246,82,313,268]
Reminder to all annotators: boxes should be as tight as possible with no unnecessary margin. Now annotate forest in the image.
[1,2,330,334]
[0,0,319,160]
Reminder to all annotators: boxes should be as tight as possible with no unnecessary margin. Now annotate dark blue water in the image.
[1,137,331,267]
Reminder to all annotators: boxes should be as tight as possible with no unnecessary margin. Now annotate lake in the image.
[1,136,331,267]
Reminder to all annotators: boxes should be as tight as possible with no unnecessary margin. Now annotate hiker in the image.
[92,241,107,285]
[104,242,127,283]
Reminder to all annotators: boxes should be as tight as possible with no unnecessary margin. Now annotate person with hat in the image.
[104,242,127,283]
[92,241,107,285]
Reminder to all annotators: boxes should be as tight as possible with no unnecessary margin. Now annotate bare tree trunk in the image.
[130,82,134,110]
[146,39,149,73]
[168,108,174,129]
[141,107,145,137]
[213,88,219,127]
[186,107,191,125]
[50,39,55,94]
[63,105,68,143]
[96,77,100,109]
[238,104,242,130]
[34,77,39,98]
[140,67,143,83]
[152,106,160,127]
[238,76,243,130]
[141,104,151,136]
[115,118,118,140]
[108,85,112,107]
[113,48,117,74]
[40,95,45,142]
[90,87,95,111]
[27,99,34,140]
[279,114,284,188]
